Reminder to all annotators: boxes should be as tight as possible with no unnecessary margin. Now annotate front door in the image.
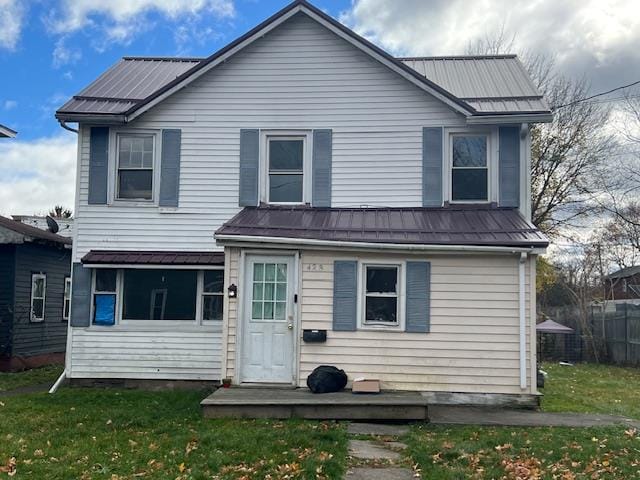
[241,255,295,383]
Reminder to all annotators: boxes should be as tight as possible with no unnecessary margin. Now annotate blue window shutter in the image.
[239,129,259,206]
[70,263,91,327]
[88,127,109,205]
[333,260,357,331]
[159,129,182,207]
[499,126,520,208]
[405,261,431,333]
[423,127,443,207]
[312,129,332,207]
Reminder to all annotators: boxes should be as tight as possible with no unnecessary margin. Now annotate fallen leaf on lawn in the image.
[185,440,198,455]
[624,428,637,438]
[129,440,138,447]
[106,419,113,425]
[442,441,454,449]
[178,462,186,473]
[0,457,17,476]
[33,449,44,457]
[0,401,5,407]
[495,443,513,452]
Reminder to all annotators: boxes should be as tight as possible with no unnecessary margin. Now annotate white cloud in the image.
[0,0,25,51]
[341,0,640,92]
[0,134,77,217]
[45,0,235,49]
[52,37,82,68]
[3,100,17,110]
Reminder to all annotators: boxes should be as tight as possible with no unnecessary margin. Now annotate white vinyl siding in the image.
[224,248,536,395]
[72,13,467,262]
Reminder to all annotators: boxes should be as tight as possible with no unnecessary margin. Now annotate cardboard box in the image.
[352,378,380,393]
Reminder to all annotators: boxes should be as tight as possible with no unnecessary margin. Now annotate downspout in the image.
[519,252,527,389]
[58,120,79,134]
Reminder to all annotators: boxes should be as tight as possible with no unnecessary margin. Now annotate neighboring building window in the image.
[202,270,224,321]
[30,273,46,322]
[267,137,305,203]
[93,269,117,325]
[622,279,628,293]
[363,265,399,326]
[63,277,71,320]
[451,134,489,202]
[117,134,154,200]
[123,270,197,321]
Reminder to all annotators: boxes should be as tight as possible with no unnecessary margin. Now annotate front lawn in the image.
[541,362,640,419]
[0,364,63,392]
[0,388,346,479]
[406,424,640,479]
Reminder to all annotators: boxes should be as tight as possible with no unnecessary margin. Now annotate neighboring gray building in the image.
[0,215,72,370]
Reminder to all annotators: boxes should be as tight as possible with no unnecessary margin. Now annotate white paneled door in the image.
[241,255,295,383]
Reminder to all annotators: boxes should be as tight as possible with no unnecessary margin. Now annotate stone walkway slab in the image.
[429,406,640,428]
[348,440,401,460]
[383,441,408,450]
[345,467,415,479]
[347,422,409,436]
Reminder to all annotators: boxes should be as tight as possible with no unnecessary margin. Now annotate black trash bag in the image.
[306,365,348,393]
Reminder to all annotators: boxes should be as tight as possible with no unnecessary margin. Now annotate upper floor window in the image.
[31,273,46,322]
[451,134,488,202]
[267,136,306,203]
[116,134,155,201]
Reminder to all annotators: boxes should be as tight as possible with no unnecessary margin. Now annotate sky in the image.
[0,0,639,217]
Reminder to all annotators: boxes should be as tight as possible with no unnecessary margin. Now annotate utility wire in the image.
[552,79,640,110]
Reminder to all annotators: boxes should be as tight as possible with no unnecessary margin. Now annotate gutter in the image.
[214,233,545,254]
[519,252,527,390]
[58,120,78,134]
[467,113,553,124]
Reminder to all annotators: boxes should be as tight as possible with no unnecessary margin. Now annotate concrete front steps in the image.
[201,387,429,420]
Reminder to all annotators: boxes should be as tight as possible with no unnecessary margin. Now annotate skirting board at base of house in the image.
[0,352,65,372]
[420,391,541,410]
[69,378,219,391]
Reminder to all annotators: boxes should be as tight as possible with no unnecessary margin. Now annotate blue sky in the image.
[0,0,638,216]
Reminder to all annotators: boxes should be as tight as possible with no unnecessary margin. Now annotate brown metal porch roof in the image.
[215,206,549,248]
[81,250,224,265]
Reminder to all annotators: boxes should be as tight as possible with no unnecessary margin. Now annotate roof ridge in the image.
[397,54,518,61]
[122,56,204,62]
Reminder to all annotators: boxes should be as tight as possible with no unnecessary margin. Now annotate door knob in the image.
[287,323,293,330]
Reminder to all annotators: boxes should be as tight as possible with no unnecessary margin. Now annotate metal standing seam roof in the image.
[55,2,549,120]
[399,55,549,113]
[81,250,224,265]
[0,215,72,245]
[215,206,549,248]
[0,124,17,138]
[536,319,574,334]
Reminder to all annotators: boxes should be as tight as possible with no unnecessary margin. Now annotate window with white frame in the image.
[202,270,224,321]
[90,268,224,325]
[116,134,155,200]
[63,276,71,320]
[30,273,46,322]
[450,134,489,202]
[363,265,400,326]
[267,136,305,203]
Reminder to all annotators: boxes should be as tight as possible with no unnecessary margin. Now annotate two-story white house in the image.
[56,0,550,403]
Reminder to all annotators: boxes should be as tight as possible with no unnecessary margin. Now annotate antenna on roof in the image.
[46,216,59,234]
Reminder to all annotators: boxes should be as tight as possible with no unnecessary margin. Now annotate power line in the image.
[552,79,640,110]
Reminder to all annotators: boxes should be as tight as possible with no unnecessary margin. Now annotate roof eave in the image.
[0,124,17,138]
[55,111,127,124]
[466,112,553,124]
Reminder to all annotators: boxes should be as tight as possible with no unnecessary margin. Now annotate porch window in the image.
[363,265,399,326]
[451,134,488,202]
[93,269,117,325]
[30,273,46,322]
[116,134,155,200]
[267,137,304,203]
[202,270,224,321]
[122,270,197,321]
[63,276,71,320]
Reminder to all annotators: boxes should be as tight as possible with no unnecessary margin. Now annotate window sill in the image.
[109,201,158,208]
[358,324,403,333]
[83,323,222,333]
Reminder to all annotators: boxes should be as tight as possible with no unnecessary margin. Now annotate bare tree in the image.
[48,205,72,219]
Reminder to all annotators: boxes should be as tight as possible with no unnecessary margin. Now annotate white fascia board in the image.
[215,233,546,255]
[467,113,553,125]
[126,6,304,122]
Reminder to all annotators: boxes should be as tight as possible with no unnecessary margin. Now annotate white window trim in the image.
[30,273,46,323]
[259,130,312,205]
[90,267,224,328]
[357,261,405,331]
[444,127,498,204]
[108,129,162,206]
[63,276,71,321]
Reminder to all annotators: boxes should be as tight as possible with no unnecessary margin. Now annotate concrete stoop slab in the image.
[345,467,415,480]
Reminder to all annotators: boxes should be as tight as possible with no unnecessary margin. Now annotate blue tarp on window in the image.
[94,294,116,325]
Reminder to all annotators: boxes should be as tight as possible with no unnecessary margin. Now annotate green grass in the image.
[406,424,640,479]
[0,364,63,392]
[541,362,640,419]
[0,388,346,479]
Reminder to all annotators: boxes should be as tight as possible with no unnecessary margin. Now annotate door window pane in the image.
[251,262,287,321]
[123,270,197,320]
